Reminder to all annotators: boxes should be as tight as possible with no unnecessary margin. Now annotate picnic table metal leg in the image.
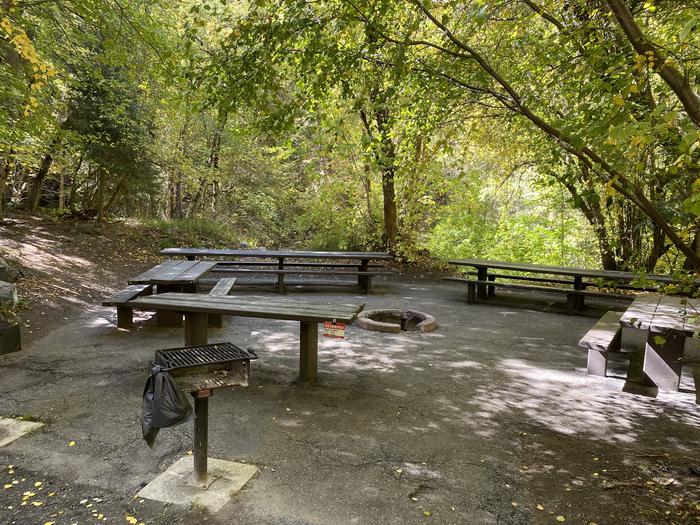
[573,276,584,309]
[487,275,495,297]
[156,285,183,326]
[185,312,209,346]
[477,267,488,299]
[299,321,318,383]
[358,258,369,294]
[277,257,285,294]
[643,332,684,390]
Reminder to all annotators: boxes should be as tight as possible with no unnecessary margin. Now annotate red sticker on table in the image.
[323,320,346,338]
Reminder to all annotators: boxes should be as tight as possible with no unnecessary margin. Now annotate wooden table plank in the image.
[130,259,180,283]
[128,293,364,323]
[161,248,392,260]
[176,261,217,282]
[619,295,661,331]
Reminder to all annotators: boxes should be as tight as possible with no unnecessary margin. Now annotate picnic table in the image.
[127,259,217,325]
[446,258,694,312]
[160,248,393,294]
[129,259,217,291]
[128,292,364,383]
[620,295,700,390]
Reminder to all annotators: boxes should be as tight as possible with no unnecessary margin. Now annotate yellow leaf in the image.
[612,95,624,106]
[423,511,431,517]
[536,504,544,510]
[125,516,138,525]
[3,484,12,489]
[556,517,566,522]
[605,181,616,196]
[68,441,76,447]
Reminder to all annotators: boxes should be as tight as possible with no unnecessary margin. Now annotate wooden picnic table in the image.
[449,258,688,303]
[128,292,364,383]
[128,259,217,324]
[619,295,700,390]
[160,248,393,293]
[129,259,217,290]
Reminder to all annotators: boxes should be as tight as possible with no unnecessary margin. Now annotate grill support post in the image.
[193,389,211,484]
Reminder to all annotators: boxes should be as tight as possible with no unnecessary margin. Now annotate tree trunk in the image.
[0,150,13,220]
[360,105,399,251]
[190,109,228,217]
[96,168,106,220]
[28,149,55,211]
[104,175,127,216]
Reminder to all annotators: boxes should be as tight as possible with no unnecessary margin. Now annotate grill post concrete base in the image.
[137,456,258,513]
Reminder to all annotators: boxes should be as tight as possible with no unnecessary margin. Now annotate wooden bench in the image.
[208,278,236,327]
[444,278,631,314]
[102,284,153,329]
[578,311,623,376]
[212,268,390,294]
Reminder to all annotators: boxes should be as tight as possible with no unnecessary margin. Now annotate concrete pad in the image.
[0,417,43,447]
[137,456,258,513]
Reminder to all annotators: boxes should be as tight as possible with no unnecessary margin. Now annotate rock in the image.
[0,281,18,307]
[0,258,20,283]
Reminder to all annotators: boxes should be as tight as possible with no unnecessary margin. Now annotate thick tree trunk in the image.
[360,106,399,251]
[28,150,55,211]
[606,0,700,129]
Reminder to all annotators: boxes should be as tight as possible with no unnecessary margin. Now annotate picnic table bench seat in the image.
[102,284,153,329]
[212,268,390,293]
[578,311,623,376]
[444,278,632,314]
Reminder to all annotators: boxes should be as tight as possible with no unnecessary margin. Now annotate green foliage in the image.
[141,218,240,249]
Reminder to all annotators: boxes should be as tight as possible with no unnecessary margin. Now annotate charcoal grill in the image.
[154,342,258,485]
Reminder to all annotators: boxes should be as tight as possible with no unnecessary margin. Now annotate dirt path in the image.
[0,213,160,347]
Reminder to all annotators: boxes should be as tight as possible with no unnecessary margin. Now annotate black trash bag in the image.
[142,366,192,448]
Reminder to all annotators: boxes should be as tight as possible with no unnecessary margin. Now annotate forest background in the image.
[2,0,700,275]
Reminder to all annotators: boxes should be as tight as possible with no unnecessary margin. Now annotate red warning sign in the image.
[323,320,346,338]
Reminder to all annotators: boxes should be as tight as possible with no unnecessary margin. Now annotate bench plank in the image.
[102,284,153,329]
[579,311,623,376]
[102,284,153,306]
[209,277,237,296]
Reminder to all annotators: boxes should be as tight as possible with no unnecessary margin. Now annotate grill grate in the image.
[155,342,257,371]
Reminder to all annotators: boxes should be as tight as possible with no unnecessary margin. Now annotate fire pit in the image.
[356,309,437,333]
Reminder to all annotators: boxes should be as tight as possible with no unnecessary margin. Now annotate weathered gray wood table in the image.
[128,293,364,383]
[129,259,217,291]
[160,248,393,294]
[619,295,700,390]
[128,260,217,324]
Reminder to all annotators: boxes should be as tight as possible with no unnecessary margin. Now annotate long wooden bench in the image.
[208,278,236,328]
[102,284,153,329]
[212,268,390,294]
[578,311,623,376]
[444,278,631,314]
[460,271,660,292]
